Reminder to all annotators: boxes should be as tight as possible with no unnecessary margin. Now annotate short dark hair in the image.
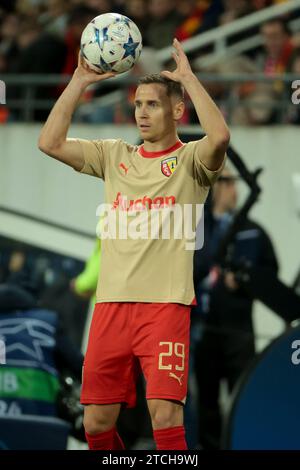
[138,74,184,100]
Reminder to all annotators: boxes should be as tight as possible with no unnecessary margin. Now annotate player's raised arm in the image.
[161,39,230,171]
[38,53,116,171]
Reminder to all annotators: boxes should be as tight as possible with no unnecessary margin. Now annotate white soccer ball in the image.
[80,13,142,74]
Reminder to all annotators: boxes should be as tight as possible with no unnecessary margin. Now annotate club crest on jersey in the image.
[161,156,177,177]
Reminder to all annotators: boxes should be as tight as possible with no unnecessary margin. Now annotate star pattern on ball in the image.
[95,26,109,51]
[114,15,130,27]
[100,56,112,72]
[122,17,131,27]
[123,35,140,60]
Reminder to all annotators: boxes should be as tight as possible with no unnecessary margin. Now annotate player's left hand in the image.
[161,38,193,83]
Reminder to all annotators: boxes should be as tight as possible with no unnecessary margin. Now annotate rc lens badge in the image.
[161,157,177,177]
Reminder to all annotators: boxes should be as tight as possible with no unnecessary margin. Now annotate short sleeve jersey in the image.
[76,138,225,305]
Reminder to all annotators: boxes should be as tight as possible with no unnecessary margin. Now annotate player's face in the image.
[134,84,177,142]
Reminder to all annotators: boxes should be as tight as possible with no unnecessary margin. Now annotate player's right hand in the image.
[73,51,116,87]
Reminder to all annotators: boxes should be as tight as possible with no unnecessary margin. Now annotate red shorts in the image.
[81,302,191,408]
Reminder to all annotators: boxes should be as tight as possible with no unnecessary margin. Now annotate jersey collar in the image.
[138,141,183,158]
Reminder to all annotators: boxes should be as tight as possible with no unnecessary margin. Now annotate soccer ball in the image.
[80,13,142,74]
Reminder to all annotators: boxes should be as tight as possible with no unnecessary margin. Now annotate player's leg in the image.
[83,403,123,450]
[147,398,187,449]
[133,303,191,450]
[147,398,184,429]
[84,403,121,434]
[81,302,136,450]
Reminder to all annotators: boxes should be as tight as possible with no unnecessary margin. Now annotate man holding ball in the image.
[38,38,229,450]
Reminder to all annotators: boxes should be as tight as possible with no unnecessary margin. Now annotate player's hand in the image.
[73,51,116,88]
[161,38,194,83]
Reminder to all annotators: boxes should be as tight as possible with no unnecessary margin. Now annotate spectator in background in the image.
[192,0,223,32]
[145,0,183,49]
[214,55,279,126]
[39,0,70,39]
[14,0,40,19]
[251,0,273,11]
[5,17,67,121]
[256,19,294,75]
[123,0,149,37]
[175,0,210,42]
[251,18,294,123]
[219,0,261,47]
[193,168,279,449]
[219,0,253,26]
[0,13,21,72]
[2,4,98,120]
[60,5,97,79]
[211,18,295,125]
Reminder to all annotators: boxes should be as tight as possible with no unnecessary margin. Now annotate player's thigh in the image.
[135,303,191,405]
[81,302,134,405]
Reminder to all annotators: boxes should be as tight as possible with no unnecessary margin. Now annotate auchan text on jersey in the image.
[112,192,176,211]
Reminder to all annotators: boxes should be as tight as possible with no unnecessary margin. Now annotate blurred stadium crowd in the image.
[0,0,296,55]
[0,0,300,124]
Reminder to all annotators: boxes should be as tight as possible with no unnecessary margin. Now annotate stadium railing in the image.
[0,73,299,123]
[157,1,300,67]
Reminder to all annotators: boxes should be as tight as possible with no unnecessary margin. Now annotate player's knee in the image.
[83,405,117,435]
[148,400,183,430]
[83,413,113,435]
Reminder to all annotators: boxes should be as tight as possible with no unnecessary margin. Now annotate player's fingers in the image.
[79,52,87,69]
[104,71,117,78]
[81,56,90,71]
[172,51,179,65]
[160,70,174,80]
[173,38,186,57]
[96,71,117,81]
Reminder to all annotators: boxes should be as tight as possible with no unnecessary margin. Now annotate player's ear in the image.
[173,100,185,122]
